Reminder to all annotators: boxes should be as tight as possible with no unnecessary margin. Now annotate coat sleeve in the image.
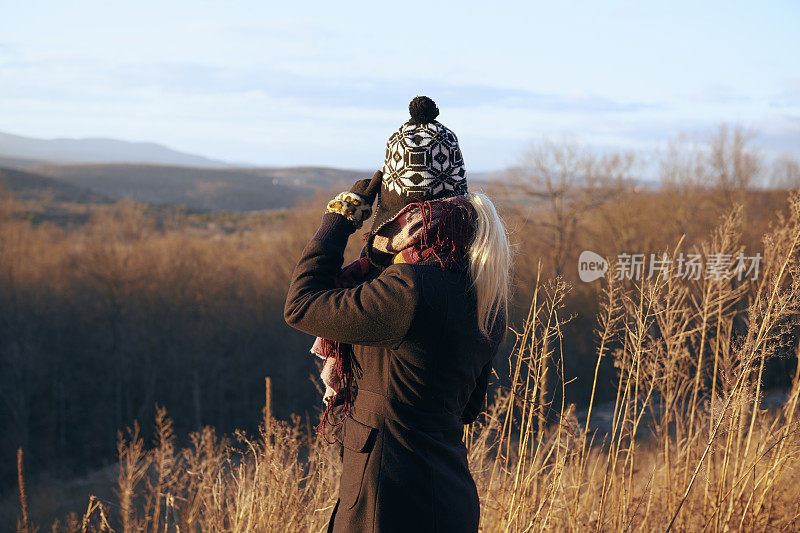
[460,312,505,424]
[284,212,419,348]
[461,359,493,424]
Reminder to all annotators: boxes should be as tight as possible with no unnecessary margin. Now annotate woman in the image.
[284,96,510,532]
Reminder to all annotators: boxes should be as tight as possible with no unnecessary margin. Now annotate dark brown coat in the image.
[284,213,503,533]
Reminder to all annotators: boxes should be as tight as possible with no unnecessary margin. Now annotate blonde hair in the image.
[466,192,511,338]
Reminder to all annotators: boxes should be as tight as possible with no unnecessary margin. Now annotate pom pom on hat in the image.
[408,96,439,124]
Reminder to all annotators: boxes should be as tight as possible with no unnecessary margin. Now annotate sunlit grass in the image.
[18,193,800,532]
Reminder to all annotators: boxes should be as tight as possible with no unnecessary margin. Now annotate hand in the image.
[324,171,382,229]
[348,170,382,206]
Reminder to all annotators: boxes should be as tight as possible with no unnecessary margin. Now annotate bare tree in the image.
[659,132,710,190]
[501,138,635,276]
[770,154,800,189]
[657,132,716,239]
[707,124,762,204]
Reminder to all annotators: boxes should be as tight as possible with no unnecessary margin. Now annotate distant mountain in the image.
[31,163,366,212]
[0,166,109,204]
[0,131,228,167]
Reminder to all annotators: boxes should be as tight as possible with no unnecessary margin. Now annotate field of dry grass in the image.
[11,192,800,532]
[4,128,800,531]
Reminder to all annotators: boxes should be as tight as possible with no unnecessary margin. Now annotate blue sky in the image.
[0,0,798,170]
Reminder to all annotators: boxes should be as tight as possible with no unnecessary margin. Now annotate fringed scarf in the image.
[311,194,475,442]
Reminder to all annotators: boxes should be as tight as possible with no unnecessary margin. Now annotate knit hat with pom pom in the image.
[367,96,468,263]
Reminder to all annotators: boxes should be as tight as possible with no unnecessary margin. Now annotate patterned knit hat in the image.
[367,96,467,263]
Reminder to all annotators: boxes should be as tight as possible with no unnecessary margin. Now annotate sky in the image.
[0,0,798,171]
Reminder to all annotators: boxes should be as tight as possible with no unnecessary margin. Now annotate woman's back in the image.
[353,264,500,532]
[350,263,500,416]
[286,233,500,532]
[284,96,509,532]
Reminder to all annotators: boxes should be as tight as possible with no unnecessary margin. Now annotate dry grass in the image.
[17,192,798,532]
[3,133,799,531]
[0,155,789,488]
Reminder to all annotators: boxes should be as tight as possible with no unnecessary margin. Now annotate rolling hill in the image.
[30,163,366,212]
[0,131,228,167]
[0,130,497,212]
[0,166,109,204]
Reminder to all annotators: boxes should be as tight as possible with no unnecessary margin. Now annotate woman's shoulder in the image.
[382,262,469,286]
[382,264,473,313]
